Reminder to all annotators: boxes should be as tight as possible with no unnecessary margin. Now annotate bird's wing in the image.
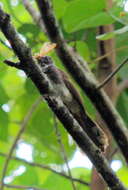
[58,69,86,114]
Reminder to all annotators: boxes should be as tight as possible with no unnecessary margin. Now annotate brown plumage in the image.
[37,56,108,152]
[59,70,108,152]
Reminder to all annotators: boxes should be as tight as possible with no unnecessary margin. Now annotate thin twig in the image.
[53,115,77,190]
[4,184,47,190]
[108,10,127,25]
[94,45,128,63]
[0,152,89,186]
[0,97,42,190]
[97,58,128,89]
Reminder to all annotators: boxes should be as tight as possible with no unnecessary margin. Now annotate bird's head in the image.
[34,42,56,73]
[37,56,53,73]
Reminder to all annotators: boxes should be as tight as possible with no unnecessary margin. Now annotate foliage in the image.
[0,0,128,189]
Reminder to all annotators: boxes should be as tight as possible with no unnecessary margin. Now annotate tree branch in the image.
[0,152,89,186]
[0,7,127,190]
[97,58,128,89]
[94,45,128,63]
[35,0,128,164]
[3,184,47,190]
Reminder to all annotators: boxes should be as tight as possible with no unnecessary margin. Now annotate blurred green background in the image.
[0,0,128,189]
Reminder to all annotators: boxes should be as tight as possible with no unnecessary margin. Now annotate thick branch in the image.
[0,7,127,190]
[35,0,128,163]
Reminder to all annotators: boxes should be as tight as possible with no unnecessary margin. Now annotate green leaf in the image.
[0,56,8,78]
[12,166,39,186]
[28,113,76,164]
[63,0,105,32]
[53,0,68,19]
[4,0,33,26]
[0,108,9,141]
[1,68,25,99]
[18,23,40,46]
[72,167,90,190]
[42,172,73,190]
[10,86,38,119]
[117,167,128,187]
[72,167,91,181]
[43,168,90,190]
[25,114,76,165]
[24,78,39,94]
[0,85,9,105]
[0,156,5,177]
[20,166,39,186]
[27,103,53,138]
[83,6,122,30]
[6,159,20,177]
[97,25,128,40]
[116,92,128,126]
[96,31,115,40]
[116,32,128,64]
[70,41,90,61]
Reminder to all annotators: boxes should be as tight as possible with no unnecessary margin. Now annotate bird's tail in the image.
[76,113,108,152]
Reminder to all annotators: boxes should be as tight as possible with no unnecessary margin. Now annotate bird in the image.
[35,43,108,152]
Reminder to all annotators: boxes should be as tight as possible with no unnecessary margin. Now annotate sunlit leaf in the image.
[0,108,9,141]
[116,92,128,126]
[63,0,105,32]
[97,25,128,40]
[0,85,9,105]
[117,167,128,187]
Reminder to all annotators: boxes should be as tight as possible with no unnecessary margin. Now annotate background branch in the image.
[94,45,128,63]
[97,58,128,89]
[53,115,77,190]
[4,184,47,190]
[22,0,46,33]
[0,152,89,186]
